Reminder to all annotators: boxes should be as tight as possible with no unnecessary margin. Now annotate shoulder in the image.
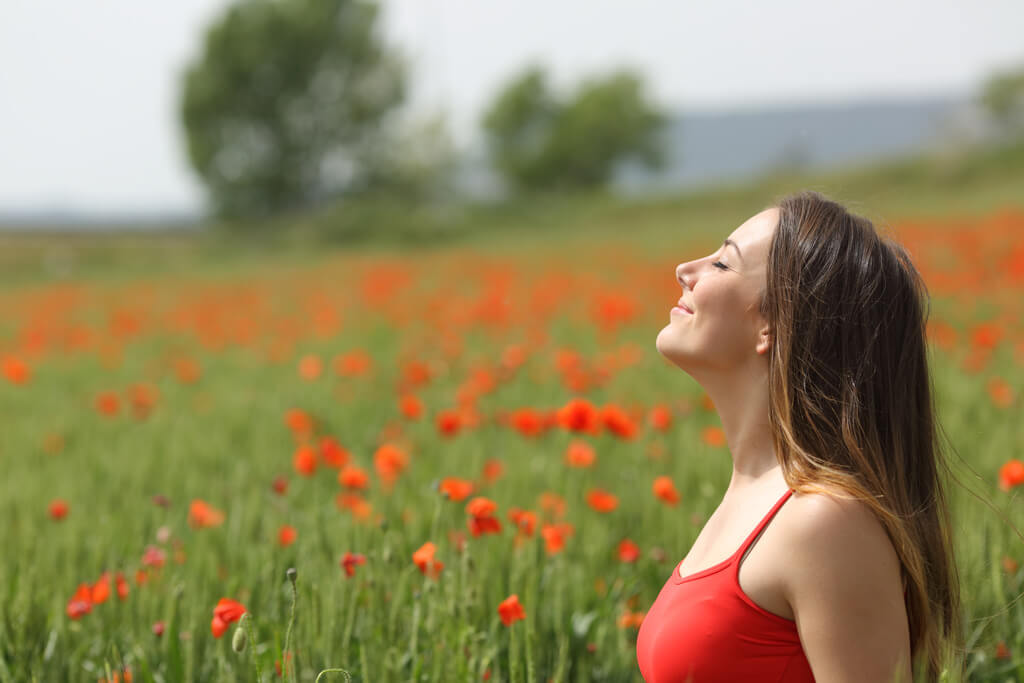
[781,489,911,681]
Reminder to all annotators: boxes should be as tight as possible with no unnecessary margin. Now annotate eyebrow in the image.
[723,239,743,261]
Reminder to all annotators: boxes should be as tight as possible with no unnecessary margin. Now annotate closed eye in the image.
[712,261,728,270]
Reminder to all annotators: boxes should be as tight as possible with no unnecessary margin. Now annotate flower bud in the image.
[232,625,246,653]
[286,567,297,585]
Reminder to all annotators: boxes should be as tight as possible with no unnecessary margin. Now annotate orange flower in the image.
[278,524,297,547]
[91,572,111,604]
[541,522,574,555]
[556,397,600,434]
[652,476,680,505]
[319,436,350,468]
[439,477,474,502]
[284,408,314,440]
[510,408,545,437]
[48,499,69,521]
[211,597,246,638]
[987,378,1014,408]
[538,491,566,520]
[998,459,1024,492]
[66,583,92,619]
[334,349,372,377]
[600,403,638,439]
[701,426,726,447]
[412,541,444,578]
[173,357,201,384]
[2,355,30,384]
[95,391,120,417]
[298,354,322,380]
[436,410,462,437]
[128,383,159,419]
[340,551,367,577]
[618,539,640,563]
[338,465,370,490]
[188,499,225,529]
[507,507,537,536]
[466,496,502,537]
[586,488,618,513]
[293,445,317,476]
[617,610,645,629]
[115,572,129,601]
[481,458,504,484]
[565,440,596,468]
[374,443,408,486]
[399,394,423,419]
[648,403,673,431]
[335,493,374,521]
[970,322,1003,351]
[497,594,526,626]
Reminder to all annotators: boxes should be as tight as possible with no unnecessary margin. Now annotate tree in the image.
[481,65,667,194]
[979,64,1024,140]
[180,0,407,220]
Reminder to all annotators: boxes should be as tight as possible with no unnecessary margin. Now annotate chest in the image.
[676,497,798,621]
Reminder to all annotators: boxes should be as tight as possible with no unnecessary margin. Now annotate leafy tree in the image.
[181,0,407,220]
[979,64,1024,140]
[481,64,667,194]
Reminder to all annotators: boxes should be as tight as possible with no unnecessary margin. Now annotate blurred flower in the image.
[188,499,225,529]
[439,477,474,502]
[701,426,726,447]
[48,499,69,521]
[339,465,370,490]
[340,551,367,577]
[586,488,618,513]
[412,541,443,579]
[210,598,246,638]
[497,594,526,626]
[293,445,317,477]
[618,539,641,563]
[565,440,596,468]
[653,476,680,505]
[319,436,350,468]
[272,475,288,496]
[278,524,297,547]
[998,459,1024,491]
[66,583,92,619]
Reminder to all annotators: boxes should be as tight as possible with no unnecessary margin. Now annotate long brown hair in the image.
[761,190,963,681]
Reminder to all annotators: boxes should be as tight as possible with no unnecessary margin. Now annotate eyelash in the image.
[712,261,728,270]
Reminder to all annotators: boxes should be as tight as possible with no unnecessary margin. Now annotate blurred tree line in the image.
[180,0,666,223]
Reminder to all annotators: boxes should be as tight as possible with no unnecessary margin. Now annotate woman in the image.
[635,191,963,682]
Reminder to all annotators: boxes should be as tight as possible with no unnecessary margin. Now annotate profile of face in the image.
[655,207,779,376]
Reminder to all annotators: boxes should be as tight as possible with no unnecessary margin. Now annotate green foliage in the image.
[180,0,409,220]
[979,63,1024,139]
[481,64,668,194]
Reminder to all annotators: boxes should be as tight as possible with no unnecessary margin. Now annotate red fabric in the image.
[636,488,816,683]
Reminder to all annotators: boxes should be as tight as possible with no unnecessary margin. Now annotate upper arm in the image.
[784,495,913,683]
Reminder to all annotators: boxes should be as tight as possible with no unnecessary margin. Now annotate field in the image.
[1,163,1024,682]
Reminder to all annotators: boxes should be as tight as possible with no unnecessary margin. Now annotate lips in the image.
[675,300,693,314]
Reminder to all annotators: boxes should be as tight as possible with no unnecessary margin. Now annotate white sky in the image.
[0,0,1022,214]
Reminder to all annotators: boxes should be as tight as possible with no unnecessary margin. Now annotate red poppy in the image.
[618,539,641,563]
[556,397,600,434]
[66,583,92,619]
[284,408,314,440]
[142,545,166,569]
[701,426,726,447]
[272,475,288,495]
[340,551,367,577]
[466,496,502,537]
[586,488,618,513]
[541,522,574,555]
[278,524,297,547]
[338,465,370,490]
[399,394,424,419]
[436,410,462,437]
[648,403,673,431]
[439,477,474,502]
[374,443,408,486]
[319,436,350,468]
[412,541,443,578]
[507,507,537,536]
[481,458,504,484]
[48,499,69,521]
[2,355,30,384]
[600,403,638,439]
[652,476,680,505]
[497,594,526,626]
[293,446,317,476]
[91,572,111,605]
[510,408,545,437]
[211,597,246,638]
[298,354,322,380]
[95,391,120,417]
[565,440,596,468]
[999,459,1024,491]
[188,499,225,529]
[115,572,129,600]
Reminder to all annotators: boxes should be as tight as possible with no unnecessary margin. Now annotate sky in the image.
[0,0,1022,216]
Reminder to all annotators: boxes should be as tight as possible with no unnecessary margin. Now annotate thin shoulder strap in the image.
[734,488,793,559]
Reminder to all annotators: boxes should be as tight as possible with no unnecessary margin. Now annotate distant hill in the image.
[456,92,987,199]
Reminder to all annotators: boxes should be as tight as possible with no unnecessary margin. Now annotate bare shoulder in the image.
[781,488,911,682]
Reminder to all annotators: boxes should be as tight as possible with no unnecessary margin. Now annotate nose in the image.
[676,262,695,291]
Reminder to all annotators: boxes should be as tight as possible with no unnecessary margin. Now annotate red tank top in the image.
[635,488,815,683]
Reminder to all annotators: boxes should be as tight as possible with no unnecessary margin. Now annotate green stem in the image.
[283,573,298,683]
[242,613,263,683]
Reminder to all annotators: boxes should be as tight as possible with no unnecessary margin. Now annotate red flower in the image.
[436,410,462,437]
[66,583,92,619]
[618,539,641,563]
[95,391,120,417]
[701,426,726,447]
[339,465,370,490]
[648,403,673,431]
[556,398,600,434]
[586,488,618,513]
[278,524,297,547]
[999,459,1024,492]
[399,394,424,419]
[48,499,69,521]
[439,477,474,502]
[2,355,30,384]
[115,572,130,600]
[272,475,288,496]
[211,598,246,638]
[541,522,574,555]
[600,403,638,439]
[340,551,367,577]
[152,621,165,637]
[319,436,350,468]
[91,572,111,604]
[652,476,680,505]
[412,541,444,578]
[466,497,502,537]
[481,458,504,484]
[293,445,317,476]
[565,440,595,468]
[189,499,225,529]
[510,408,545,437]
[142,545,166,569]
[497,594,526,626]
[373,443,408,486]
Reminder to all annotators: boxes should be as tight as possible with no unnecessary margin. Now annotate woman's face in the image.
[655,207,778,373]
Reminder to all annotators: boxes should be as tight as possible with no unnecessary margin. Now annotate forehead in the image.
[729,207,779,244]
